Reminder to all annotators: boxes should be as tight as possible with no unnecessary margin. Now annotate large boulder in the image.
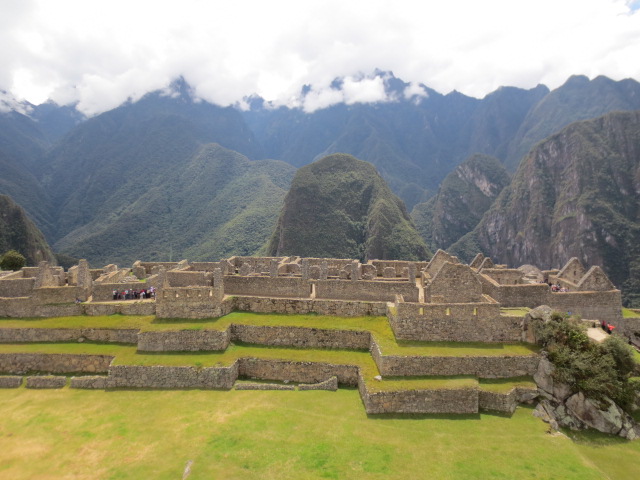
[565,392,623,435]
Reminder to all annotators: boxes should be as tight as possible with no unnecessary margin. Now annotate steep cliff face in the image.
[0,194,56,265]
[451,111,640,305]
[266,153,431,261]
[412,154,510,250]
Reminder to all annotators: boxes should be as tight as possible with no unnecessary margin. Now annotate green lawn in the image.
[0,388,638,480]
[622,308,640,318]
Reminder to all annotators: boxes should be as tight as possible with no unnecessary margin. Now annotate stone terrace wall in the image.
[137,329,230,352]
[0,278,35,297]
[0,353,113,374]
[359,381,478,414]
[610,317,640,347]
[315,279,419,302]
[0,328,138,344]
[107,363,238,389]
[388,301,522,343]
[238,358,360,386]
[224,276,311,298]
[371,343,539,378]
[478,386,538,413]
[232,296,387,317]
[230,324,371,350]
[83,302,156,316]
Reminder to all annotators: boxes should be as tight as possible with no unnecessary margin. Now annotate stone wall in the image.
[224,276,311,298]
[32,286,84,304]
[0,278,35,297]
[478,386,538,413]
[92,282,151,301]
[167,271,210,287]
[360,382,478,414]
[26,375,67,389]
[0,328,138,344]
[0,353,113,374]
[232,296,387,317]
[371,342,539,378]
[156,288,232,319]
[388,300,523,343]
[238,358,360,386]
[230,324,371,350]
[0,376,22,388]
[549,290,623,321]
[315,279,419,302]
[137,329,229,352]
[83,302,156,316]
[107,363,238,389]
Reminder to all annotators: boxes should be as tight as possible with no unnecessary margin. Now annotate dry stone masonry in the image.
[1,252,636,419]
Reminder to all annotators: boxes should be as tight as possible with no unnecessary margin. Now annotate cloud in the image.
[1,0,639,115]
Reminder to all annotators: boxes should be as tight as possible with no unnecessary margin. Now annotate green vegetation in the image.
[0,194,55,266]
[622,308,640,318]
[266,153,431,261]
[0,249,25,271]
[411,154,510,251]
[535,314,640,411]
[1,389,639,479]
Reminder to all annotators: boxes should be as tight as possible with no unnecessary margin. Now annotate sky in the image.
[1,0,640,115]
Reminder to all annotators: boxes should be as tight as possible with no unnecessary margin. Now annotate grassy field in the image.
[0,387,638,480]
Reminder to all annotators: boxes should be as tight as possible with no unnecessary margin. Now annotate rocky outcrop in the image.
[533,354,640,440]
[450,111,640,306]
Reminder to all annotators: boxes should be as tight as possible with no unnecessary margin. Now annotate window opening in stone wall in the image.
[419,307,424,315]
[473,307,478,316]
[445,307,451,316]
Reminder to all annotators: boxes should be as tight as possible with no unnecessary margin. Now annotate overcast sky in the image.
[1,0,640,115]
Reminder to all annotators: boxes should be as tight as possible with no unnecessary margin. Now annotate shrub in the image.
[0,250,26,271]
[534,314,640,412]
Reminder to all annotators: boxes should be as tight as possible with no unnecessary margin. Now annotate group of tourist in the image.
[549,283,569,292]
[112,287,155,300]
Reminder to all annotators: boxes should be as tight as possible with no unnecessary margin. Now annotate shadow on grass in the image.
[563,428,631,446]
[367,412,481,420]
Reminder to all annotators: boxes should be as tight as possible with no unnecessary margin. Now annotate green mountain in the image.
[266,153,431,261]
[0,194,55,265]
[450,111,640,306]
[54,143,295,266]
[411,154,510,251]
[505,75,640,170]
[244,72,547,209]
[0,111,55,236]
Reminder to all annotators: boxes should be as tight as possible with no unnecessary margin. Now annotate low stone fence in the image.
[359,381,479,414]
[238,358,360,386]
[235,383,295,391]
[137,329,229,352]
[230,324,371,350]
[299,376,338,391]
[106,363,238,389]
[26,375,67,389]
[371,342,539,378]
[0,353,113,374]
[0,376,22,388]
[478,386,538,413]
[0,328,139,344]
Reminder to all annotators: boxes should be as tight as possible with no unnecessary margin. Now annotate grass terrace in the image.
[0,388,639,479]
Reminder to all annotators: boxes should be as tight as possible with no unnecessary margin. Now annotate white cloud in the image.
[1,0,639,115]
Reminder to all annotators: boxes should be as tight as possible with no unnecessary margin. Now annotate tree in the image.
[0,250,26,271]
